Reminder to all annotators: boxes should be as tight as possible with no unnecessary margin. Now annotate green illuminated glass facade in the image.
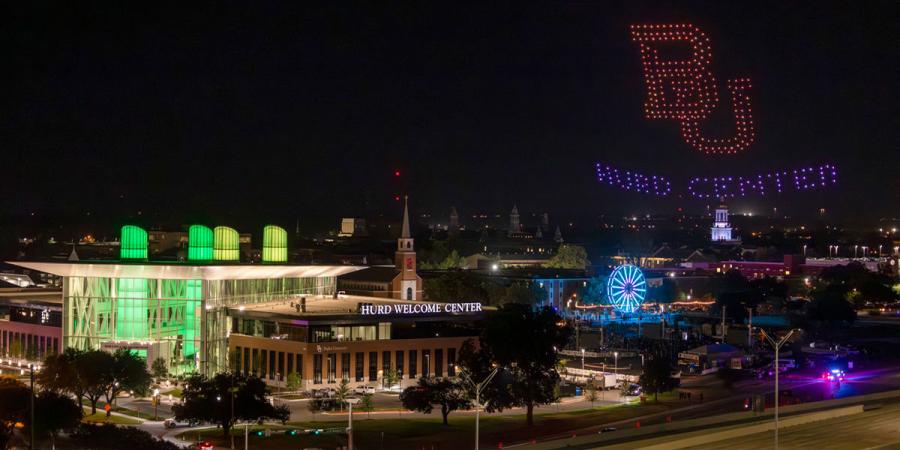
[262,225,288,263]
[63,273,335,376]
[188,225,214,261]
[214,227,240,261]
[120,226,148,260]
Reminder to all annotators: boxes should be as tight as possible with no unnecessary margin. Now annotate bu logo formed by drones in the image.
[630,24,754,155]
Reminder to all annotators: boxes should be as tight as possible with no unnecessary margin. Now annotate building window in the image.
[287,352,294,378]
[406,287,413,300]
[435,349,443,377]
[341,353,350,381]
[260,350,267,377]
[313,354,323,384]
[251,349,259,375]
[327,353,336,384]
[382,351,391,387]
[355,352,364,382]
[269,351,276,380]
[395,350,404,379]
[377,323,391,340]
[448,348,456,376]
[278,352,285,381]
[234,346,242,372]
[408,350,417,379]
[296,354,303,380]
[368,351,378,382]
[423,350,431,376]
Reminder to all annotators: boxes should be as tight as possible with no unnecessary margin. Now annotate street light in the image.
[29,364,34,450]
[581,348,585,371]
[760,328,799,450]
[460,366,500,450]
[345,398,361,450]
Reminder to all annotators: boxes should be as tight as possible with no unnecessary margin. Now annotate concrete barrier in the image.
[635,405,863,450]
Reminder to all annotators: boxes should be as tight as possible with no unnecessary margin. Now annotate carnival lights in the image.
[606,264,647,314]
[630,23,755,154]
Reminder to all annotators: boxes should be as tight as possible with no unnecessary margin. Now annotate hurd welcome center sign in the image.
[359,302,483,316]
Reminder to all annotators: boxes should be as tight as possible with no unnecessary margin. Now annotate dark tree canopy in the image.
[638,353,679,402]
[32,391,83,445]
[0,378,29,450]
[457,304,571,426]
[71,424,181,450]
[807,287,857,326]
[172,372,290,438]
[400,377,471,425]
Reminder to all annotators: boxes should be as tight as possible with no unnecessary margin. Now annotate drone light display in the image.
[596,162,838,199]
[607,264,647,314]
[595,163,672,196]
[630,24,755,154]
[687,164,838,199]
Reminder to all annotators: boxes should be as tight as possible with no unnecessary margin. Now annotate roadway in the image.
[683,401,900,450]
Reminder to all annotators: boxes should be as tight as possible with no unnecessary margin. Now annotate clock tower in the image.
[394,196,422,300]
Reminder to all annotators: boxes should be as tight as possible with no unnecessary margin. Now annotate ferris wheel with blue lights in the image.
[606,264,647,314]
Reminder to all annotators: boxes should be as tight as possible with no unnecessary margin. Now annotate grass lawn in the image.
[179,392,694,449]
[165,388,183,398]
[81,409,142,425]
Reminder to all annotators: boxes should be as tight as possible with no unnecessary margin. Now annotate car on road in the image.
[164,418,195,429]
[823,368,846,382]
[598,427,617,434]
[624,383,642,396]
[188,442,213,450]
[354,385,376,394]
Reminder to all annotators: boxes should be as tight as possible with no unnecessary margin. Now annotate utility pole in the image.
[461,366,499,450]
[760,328,798,450]
[747,308,753,349]
[29,364,34,450]
[721,306,727,343]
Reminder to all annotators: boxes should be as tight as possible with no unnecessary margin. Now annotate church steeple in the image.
[398,196,413,251]
[394,196,420,300]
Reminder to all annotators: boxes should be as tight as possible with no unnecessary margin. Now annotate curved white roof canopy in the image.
[7,261,365,281]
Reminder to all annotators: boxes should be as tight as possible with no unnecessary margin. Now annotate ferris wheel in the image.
[606,264,647,314]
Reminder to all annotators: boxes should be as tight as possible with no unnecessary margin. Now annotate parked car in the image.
[354,385,376,394]
[598,427,617,434]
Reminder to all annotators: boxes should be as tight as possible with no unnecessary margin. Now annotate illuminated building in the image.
[9,225,358,375]
[710,202,740,244]
[337,197,423,301]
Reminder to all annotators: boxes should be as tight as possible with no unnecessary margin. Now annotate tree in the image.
[103,349,152,416]
[425,270,488,303]
[400,377,471,425]
[499,282,548,306]
[71,423,181,450]
[437,250,466,269]
[79,350,115,415]
[638,353,679,402]
[585,383,599,408]
[335,379,351,411]
[285,372,302,391]
[544,244,588,270]
[584,276,606,304]
[172,372,290,438]
[306,399,322,421]
[0,378,29,450]
[151,358,168,382]
[807,287,857,326]
[652,279,679,304]
[39,349,83,403]
[457,304,572,426]
[360,393,374,418]
[383,369,400,390]
[32,391,82,449]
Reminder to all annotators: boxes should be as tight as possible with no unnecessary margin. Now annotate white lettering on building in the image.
[358,302,484,316]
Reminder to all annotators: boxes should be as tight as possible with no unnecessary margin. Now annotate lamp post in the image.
[153,388,161,421]
[460,366,499,450]
[345,398,360,450]
[760,328,798,450]
[29,363,34,450]
[581,348,585,371]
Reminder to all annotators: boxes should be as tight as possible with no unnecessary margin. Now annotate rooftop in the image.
[7,261,364,281]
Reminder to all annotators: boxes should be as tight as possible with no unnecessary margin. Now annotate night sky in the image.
[4,1,899,229]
